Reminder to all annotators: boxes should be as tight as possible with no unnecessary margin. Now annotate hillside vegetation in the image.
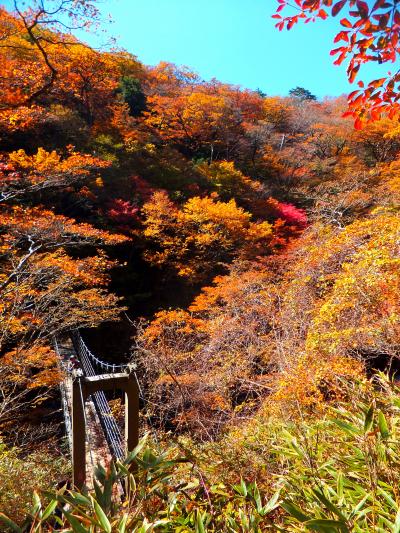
[0,1,399,530]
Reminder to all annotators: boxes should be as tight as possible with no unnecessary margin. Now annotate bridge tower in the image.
[71,370,139,489]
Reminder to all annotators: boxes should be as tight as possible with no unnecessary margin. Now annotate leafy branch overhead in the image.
[274,0,400,127]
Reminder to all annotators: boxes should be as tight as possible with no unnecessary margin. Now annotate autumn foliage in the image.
[0,0,399,468]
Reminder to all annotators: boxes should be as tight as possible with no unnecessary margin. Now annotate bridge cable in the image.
[78,346,124,458]
[71,332,124,460]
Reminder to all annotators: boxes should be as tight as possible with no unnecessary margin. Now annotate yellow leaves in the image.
[142,192,273,282]
[246,220,273,241]
[183,196,250,234]
[9,147,60,171]
[263,97,293,130]
[197,161,263,202]
[8,147,109,175]
[299,211,400,359]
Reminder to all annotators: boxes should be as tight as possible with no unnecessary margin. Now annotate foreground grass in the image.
[3,376,400,531]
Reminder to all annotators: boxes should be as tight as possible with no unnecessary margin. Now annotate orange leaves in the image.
[0,2,109,110]
[334,30,350,42]
[144,77,264,157]
[0,144,126,413]
[3,345,61,389]
[340,17,352,27]
[272,354,364,408]
[318,8,329,19]
[0,148,111,201]
[0,205,126,247]
[137,266,276,435]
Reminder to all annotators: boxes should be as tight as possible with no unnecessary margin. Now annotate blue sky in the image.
[4,0,386,98]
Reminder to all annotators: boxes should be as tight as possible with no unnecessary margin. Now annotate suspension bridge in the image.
[54,331,140,488]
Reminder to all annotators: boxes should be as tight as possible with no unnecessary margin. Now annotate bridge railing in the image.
[70,331,125,460]
[53,337,73,455]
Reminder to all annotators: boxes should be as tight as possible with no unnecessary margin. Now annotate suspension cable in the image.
[71,331,128,373]
[71,332,125,460]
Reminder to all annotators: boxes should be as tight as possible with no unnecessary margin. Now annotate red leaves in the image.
[356,1,369,19]
[354,117,363,129]
[372,0,388,11]
[332,0,346,16]
[378,13,390,29]
[334,30,350,42]
[273,0,400,126]
[349,64,360,83]
[330,46,342,56]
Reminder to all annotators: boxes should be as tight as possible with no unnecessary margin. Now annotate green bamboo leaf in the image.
[392,506,400,533]
[281,501,311,522]
[260,488,281,515]
[252,481,262,512]
[312,489,348,522]
[32,490,42,514]
[93,500,111,533]
[378,411,390,439]
[93,478,104,507]
[305,518,349,532]
[330,419,360,435]
[0,513,22,533]
[364,405,374,433]
[195,511,206,533]
[348,493,371,520]
[233,478,248,497]
[377,487,397,509]
[65,491,92,506]
[41,499,58,521]
[125,435,148,465]
[117,513,129,533]
[63,511,90,533]
[337,473,344,506]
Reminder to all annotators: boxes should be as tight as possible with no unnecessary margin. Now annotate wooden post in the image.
[71,373,87,489]
[125,373,139,454]
[71,371,139,489]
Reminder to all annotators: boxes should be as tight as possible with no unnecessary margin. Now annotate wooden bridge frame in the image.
[71,372,139,488]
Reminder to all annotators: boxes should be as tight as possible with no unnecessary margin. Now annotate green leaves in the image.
[305,518,349,532]
[93,499,112,533]
[281,502,310,523]
[364,404,374,433]
[378,410,390,439]
[0,513,22,533]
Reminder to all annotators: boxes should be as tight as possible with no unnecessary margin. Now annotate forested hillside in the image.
[1,0,400,530]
